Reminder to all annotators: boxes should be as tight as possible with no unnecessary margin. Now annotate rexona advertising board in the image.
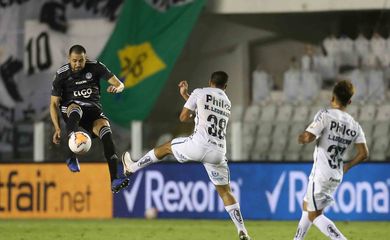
[0,163,112,218]
[114,163,390,220]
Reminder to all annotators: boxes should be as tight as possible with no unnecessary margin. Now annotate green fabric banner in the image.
[99,0,204,126]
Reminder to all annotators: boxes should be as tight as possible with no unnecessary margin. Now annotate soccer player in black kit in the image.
[49,45,129,193]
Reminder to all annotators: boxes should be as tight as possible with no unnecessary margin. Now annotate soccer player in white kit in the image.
[293,80,369,240]
[122,71,251,240]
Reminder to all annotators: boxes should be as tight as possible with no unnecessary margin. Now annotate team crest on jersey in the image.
[85,72,92,79]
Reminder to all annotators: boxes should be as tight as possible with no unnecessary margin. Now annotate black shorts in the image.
[60,103,108,137]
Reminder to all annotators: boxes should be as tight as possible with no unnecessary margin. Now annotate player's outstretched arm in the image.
[178,80,189,101]
[179,107,194,122]
[50,95,61,144]
[298,131,316,144]
[107,75,124,93]
[344,143,369,173]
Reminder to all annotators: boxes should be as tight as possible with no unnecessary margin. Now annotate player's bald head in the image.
[68,45,86,72]
[69,45,86,55]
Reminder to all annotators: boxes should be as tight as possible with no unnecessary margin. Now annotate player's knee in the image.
[308,211,322,222]
[164,143,172,154]
[216,185,232,196]
[155,142,172,157]
[93,120,109,135]
[67,104,82,118]
[98,125,112,139]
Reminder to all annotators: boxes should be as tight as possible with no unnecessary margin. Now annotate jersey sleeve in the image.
[306,109,327,137]
[184,89,199,111]
[355,124,367,144]
[51,73,62,96]
[97,61,114,81]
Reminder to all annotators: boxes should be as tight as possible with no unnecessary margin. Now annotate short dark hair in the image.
[210,71,228,88]
[333,80,355,106]
[69,45,86,55]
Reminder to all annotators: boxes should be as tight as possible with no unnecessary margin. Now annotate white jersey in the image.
[184,87,231,153]
[306,108,366,182]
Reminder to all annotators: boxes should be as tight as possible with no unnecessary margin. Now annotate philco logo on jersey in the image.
[73,88,93,98]
[206,95,231,110]
[330,121,356,137]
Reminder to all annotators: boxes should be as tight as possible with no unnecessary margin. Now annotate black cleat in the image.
[111,177,130,193]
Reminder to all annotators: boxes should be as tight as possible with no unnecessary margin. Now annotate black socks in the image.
[99,126,118,181]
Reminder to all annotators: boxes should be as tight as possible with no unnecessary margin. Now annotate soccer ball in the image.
[144,207,158,219]
[68,131,91,154]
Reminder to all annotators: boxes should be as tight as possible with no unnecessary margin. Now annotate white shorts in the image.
[304,177,339,211]
[171,137,230,185]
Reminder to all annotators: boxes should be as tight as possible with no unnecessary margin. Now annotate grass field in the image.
[0,219,388,240]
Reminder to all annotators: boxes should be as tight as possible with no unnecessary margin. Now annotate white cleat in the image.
[121,151,135,177]
[239,231,251,240]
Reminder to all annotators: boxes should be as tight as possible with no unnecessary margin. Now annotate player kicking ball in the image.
[122,71,251,240]
[50,44,129,193]
[293,80,369,240]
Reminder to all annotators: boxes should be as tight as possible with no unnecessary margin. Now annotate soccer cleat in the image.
[121,151,135,177]
[66,157,80,172]
[239,231,251,240]
[111,177,130,193]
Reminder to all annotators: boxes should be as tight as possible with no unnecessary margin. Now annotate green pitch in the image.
[0,219,388,240]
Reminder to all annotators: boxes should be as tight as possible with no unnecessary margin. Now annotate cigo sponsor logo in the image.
[122,170,242,213]
[73,88,92,98]
[266,171,389,214]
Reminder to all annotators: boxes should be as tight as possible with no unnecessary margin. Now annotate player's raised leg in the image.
[93,119,129,193]
[121,141,171,176]
[65,103,82,172]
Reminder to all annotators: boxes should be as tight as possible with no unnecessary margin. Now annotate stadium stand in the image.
[244,90,390,161]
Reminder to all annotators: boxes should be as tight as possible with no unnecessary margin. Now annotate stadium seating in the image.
[243,93,390,161]
[371,136,389,161]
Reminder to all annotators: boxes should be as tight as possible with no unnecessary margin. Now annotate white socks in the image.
[294,211,312,240]
[225,203,248,235]
[313,215,347,240]
[131,150,159,172]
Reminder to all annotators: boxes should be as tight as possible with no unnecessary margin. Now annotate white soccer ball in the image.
[68,131,91,154]
[144,207,158,219]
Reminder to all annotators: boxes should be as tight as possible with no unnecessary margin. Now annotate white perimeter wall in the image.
[207,0,390,14]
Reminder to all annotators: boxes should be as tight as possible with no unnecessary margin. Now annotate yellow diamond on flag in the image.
[118,42,166,88]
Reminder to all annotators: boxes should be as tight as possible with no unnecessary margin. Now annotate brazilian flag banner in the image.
[99,0,205,126]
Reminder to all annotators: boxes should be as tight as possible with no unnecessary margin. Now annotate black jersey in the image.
[51,60,114,108]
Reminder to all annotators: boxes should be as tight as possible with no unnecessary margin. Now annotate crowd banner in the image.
[99,0,205,126]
